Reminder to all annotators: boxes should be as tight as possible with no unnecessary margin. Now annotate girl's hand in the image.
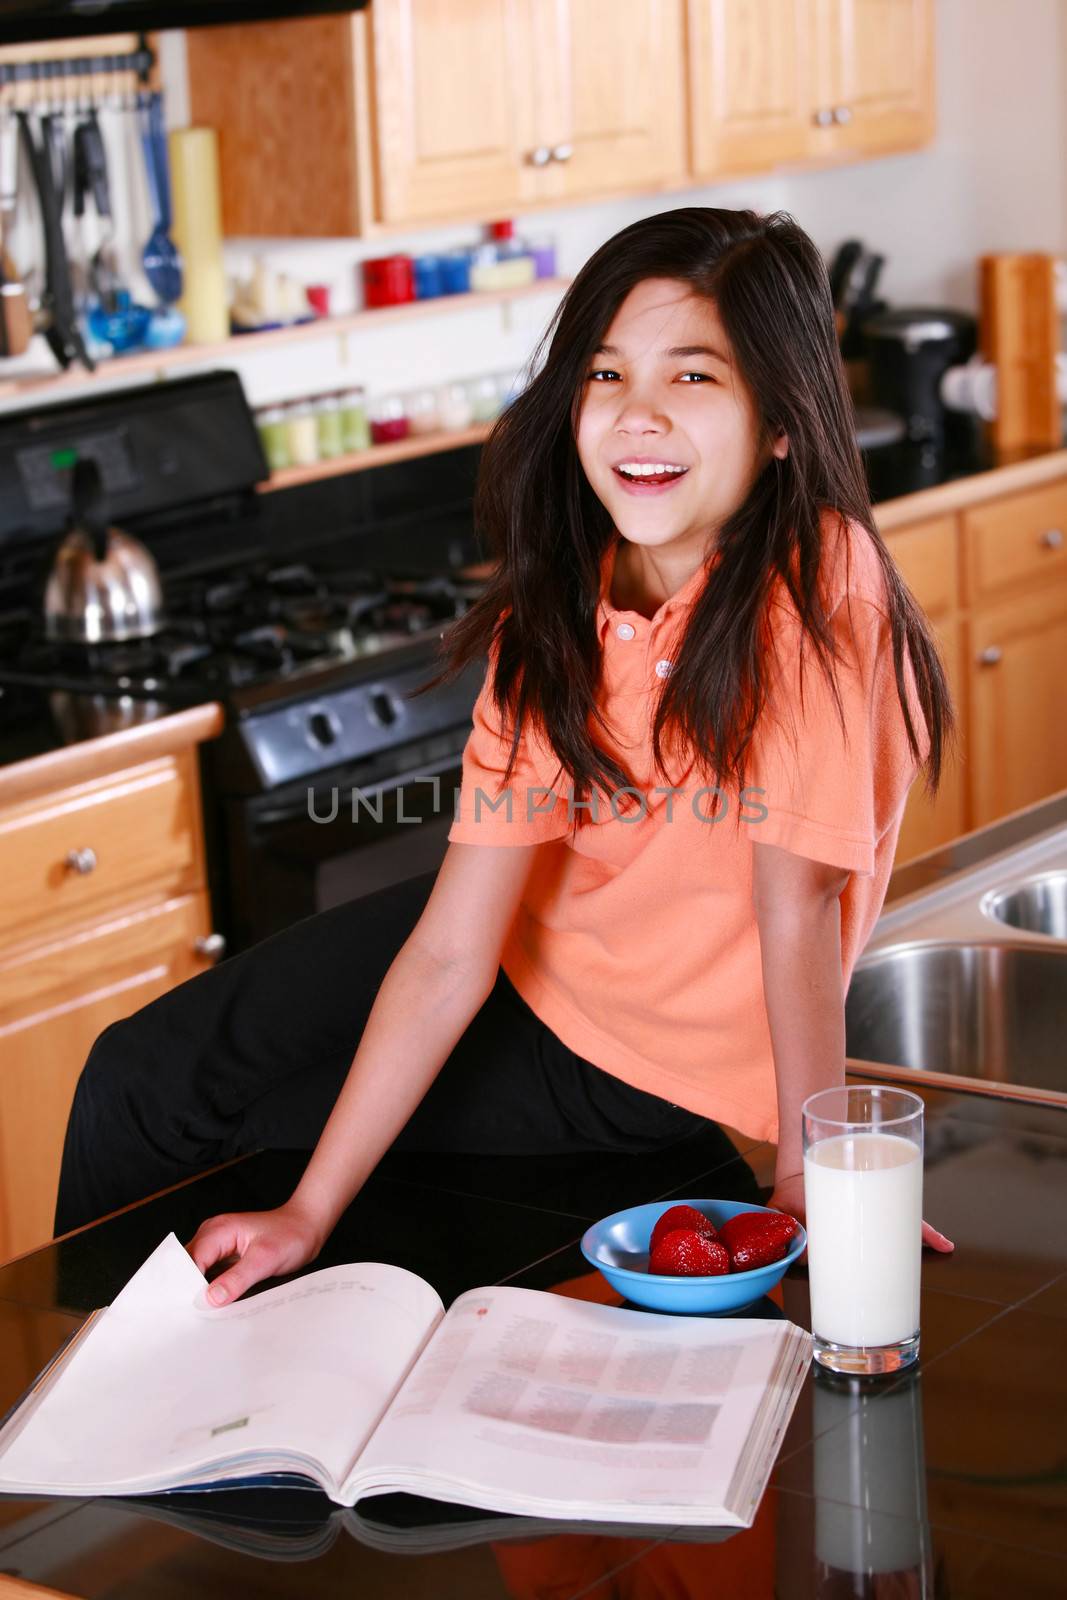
[185,1201,326,1306]
[767,1174,955,1252]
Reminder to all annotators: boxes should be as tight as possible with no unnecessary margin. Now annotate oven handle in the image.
[255,754,464,829]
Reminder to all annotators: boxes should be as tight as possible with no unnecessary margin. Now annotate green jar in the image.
[315,393,345,460]
[256,406,291,472]
[340,386,371,452]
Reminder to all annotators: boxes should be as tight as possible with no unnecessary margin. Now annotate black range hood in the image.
[0,1,367,45]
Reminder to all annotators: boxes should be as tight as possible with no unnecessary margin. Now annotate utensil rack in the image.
[0,36,155,91]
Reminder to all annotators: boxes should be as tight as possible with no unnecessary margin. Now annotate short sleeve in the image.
[745,595,924,876]
[447,644,572,847]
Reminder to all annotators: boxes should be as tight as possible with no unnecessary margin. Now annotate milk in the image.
[804,1131,922,1349]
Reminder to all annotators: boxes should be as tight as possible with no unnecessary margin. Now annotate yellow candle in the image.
[168,127,230,344]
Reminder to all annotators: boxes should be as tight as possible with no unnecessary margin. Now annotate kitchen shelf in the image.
[0,278,571,403]
[257,423,492,493]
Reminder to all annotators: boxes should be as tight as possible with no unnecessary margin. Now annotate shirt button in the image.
[616,622,636,640]
[655,658,673,678]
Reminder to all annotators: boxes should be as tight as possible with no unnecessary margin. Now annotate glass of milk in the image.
[802,1085,924,1376]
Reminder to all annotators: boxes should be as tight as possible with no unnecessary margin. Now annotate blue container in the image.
[439,249,472,295]
[581,1198,806,1316]
[414,254,445,299]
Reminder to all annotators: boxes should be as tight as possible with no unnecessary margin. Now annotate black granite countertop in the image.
[0,1074,1063,1597]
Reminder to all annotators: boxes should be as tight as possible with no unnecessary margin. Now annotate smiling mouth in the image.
[613,463,690,490]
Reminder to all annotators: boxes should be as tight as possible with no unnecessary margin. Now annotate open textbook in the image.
[0,1234,811,1528]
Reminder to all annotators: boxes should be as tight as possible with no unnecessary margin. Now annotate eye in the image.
[678,372,715,384]
[586,368,620,382]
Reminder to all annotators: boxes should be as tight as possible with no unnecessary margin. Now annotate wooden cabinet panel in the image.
[534,0,687,201]
[894,613,967,862]
[0,893,214,1263]
[885,514,959,618]
[815,0,935,156]
[368,0,540,224]
[0,753,204,950]
[963,479,1067,607]
[687,0,813,178]
[969,583,1067,828]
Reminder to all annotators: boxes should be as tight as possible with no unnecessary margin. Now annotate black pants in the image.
[54,871,718,1236]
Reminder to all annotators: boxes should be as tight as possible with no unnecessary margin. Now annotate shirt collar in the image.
[596,534,712,641]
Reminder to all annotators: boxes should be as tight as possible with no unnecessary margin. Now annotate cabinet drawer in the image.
[0,753,204,948]
[963,479,1067,605]
[885,514,959,617]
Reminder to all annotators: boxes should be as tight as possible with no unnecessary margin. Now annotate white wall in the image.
[5,0,1064,416]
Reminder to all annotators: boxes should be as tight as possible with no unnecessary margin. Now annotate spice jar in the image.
[406,388,442,436]
[437,381,475,431]
[340,386,371,452]
[286,400,319,466]
[256,405,291,471]
[315,393,345,459]
[361,255,415,308]
[369,394,410,445]
[467,375,501,423]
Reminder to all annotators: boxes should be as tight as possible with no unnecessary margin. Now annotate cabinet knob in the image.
[1039,527,1064,549]
[550,143,574,163]
[194,932,227,962]
[64,847,97,875]
[527,145,552,167]
[832,104,853,125]
[977,645,1003,666]
[812,107,835,127]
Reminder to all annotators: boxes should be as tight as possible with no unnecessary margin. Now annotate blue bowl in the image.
[580,1198,807,1315]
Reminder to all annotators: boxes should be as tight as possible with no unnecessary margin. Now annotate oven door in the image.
[223,738,466,951]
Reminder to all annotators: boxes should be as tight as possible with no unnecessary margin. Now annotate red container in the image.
[361,255,415,308]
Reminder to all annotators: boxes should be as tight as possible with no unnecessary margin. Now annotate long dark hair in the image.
[419,206,953,810]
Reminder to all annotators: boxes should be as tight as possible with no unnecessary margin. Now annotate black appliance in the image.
[860,306,979,453]
[0,371,488,953]
[0,2,367,44]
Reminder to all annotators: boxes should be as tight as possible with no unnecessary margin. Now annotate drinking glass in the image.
[802,1085,923,1376]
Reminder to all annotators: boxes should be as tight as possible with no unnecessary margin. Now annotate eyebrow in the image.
[594,342,732,366]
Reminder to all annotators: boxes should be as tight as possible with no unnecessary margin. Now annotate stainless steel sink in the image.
[846,823,1067,1104]
[845,942,1067,1093]
[983,872,1067,939]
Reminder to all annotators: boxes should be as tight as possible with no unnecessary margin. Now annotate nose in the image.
[612,380,668,435]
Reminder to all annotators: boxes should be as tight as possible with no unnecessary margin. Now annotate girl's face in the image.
[575,277,785,558]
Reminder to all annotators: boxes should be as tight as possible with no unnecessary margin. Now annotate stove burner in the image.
[0,556,491,703]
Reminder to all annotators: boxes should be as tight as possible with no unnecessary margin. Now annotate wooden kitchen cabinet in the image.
[0,711,222,1264]
[686,0,934,182]
[187,0,686,235]
[884,514,967,862]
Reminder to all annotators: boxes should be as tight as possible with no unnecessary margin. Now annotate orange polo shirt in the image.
[446,512,925,1143]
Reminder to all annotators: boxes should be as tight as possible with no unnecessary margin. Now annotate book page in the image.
[0,1234,444,1498]
[347,1285,801,1518]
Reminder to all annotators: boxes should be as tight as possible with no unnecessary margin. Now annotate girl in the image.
[56,206,954,1300]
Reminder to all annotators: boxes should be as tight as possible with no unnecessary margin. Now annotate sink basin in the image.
[845,942,1067,1091]
[984,872,1067,939]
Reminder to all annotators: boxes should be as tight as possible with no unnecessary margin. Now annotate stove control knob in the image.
[307,709,341,749]
[368,691,398,727]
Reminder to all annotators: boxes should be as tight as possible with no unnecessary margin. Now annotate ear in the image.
[771,431,789,460]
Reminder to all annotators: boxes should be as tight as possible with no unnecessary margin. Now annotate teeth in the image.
[616,463,688,479]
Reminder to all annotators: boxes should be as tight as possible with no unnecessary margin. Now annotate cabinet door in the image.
[0,894,214,1263]
[687,0,813,179]
[813,0,935,157]
[969,584,1067,829]
[533,0,687,202]
[368,0,540,224]
[894,614,967,863]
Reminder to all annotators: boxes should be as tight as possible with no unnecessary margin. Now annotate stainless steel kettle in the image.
[44,456,163,643]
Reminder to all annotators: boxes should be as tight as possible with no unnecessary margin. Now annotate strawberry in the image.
[717,1211,799,1272]
[649,1205,717,1256]
[648,1228,730,1277]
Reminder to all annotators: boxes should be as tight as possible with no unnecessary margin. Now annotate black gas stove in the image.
[0,370,491,950]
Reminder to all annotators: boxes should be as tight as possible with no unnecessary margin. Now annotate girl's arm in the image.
[752,839,953,1252]
[186,839,544,1303]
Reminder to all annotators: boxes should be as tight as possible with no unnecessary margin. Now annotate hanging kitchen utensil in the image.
[77,102,148,353]
[0,106,32,356]
[15,105,93,371]
[138,87,182,305]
